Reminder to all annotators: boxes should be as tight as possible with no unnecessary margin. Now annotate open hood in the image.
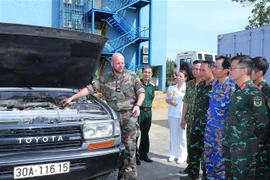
[0,23,108,88]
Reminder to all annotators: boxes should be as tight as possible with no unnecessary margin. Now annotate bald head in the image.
[111,53,125,63]
[111,53,125,76]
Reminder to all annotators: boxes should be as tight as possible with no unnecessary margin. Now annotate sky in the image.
[166,0,253,60]
[0,0,52,27]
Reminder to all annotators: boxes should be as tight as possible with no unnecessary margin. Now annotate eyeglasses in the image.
[116,80,121,92]
[230,67,246,71]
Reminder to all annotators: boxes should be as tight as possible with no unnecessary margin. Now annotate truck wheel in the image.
[94,169,118,180]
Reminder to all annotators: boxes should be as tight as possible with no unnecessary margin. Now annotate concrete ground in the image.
[137,108,187,180]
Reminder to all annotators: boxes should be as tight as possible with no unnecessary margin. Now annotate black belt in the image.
[140,107,151,111]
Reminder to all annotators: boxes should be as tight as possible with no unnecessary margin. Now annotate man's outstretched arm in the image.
[60,87,90,106]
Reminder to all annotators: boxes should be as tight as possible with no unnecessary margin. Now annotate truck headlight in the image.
[83,121,113,139]
[114,119,120,136]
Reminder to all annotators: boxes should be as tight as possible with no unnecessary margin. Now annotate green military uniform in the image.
[137,80,155,158]
[222,80,269,180]
[182,79,199,164]
[256,80,270,180]
[185,78,215,180]
[87,70,145,180]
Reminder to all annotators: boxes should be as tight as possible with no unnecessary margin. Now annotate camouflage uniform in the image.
[87,70,145,180]
[256,80,270,180]
[185,79,215,180]
[222,80,269,180]
[204,78,235,180]
[137,80,155,159]
[182,79,198,163]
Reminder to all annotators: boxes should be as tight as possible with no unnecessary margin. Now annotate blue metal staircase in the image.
[106,13,131,35]
[84,0,150,70]
[103,26,149,54]
[85,0,150,15]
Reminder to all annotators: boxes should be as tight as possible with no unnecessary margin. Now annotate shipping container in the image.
[217,25,270,80]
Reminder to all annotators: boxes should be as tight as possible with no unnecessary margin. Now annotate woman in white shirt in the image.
[166,70,187,164]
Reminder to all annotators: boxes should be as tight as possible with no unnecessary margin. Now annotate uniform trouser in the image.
[204,125,225,180]
[186,128,206,179]
[118,111,137,180]
[137,110,152,158]
[256,130,270,180]
[224,139,259,180]
[186,117,194,164]
[168,116,187,159]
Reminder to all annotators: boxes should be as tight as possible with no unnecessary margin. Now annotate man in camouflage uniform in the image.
[180,60,202,172]
[251,56,270,179]
[60,53,145,180]
[222,55,269,180]
[181,60,215,180]
[204,56,235,180]
[136,65,155,165]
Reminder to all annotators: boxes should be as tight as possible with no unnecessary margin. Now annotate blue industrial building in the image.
[0,0,167,90]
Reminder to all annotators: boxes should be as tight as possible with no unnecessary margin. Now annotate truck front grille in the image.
[0,126,83,153]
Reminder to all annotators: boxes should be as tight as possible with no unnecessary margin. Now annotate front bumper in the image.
[0,144,125,180]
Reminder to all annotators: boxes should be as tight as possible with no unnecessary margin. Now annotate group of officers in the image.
[179,55,270,180]
[60,52,270,180]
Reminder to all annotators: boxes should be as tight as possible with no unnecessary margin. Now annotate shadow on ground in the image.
[152,120,169,129]
[137,152,187,180]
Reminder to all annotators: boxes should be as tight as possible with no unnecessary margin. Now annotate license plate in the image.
[14,161,70,179]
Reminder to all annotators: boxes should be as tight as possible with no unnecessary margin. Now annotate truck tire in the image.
[94,169,118,180]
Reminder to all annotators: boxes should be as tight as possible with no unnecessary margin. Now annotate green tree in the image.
[135,68,142,79]
[232,0,270,29]
[152,66,159,78]
[166,58,175,82]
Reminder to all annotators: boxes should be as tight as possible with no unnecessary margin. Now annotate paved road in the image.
[137,108,187,180]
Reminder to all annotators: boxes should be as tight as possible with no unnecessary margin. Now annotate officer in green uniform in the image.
[180,60,202,173]
[136,65,155,164]
[251,56,270,180]
[181,60,214,180]
[222,55,269,180]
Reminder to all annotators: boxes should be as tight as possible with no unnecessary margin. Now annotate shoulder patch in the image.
[240,83,247,90]
[258,84,263,90]
[254,96,262,107]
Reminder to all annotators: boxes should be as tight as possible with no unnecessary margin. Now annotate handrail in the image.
[103,27,149,53]
[106,12,136,33]
[84,0,150,13]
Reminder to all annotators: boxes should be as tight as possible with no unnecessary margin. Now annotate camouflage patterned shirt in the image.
[258,79,270,110]
[193,78,215,130]
[207,77,236,129]
[222,80,269,146]
[182,79,198,123]
[257,79,270,145]
[87,70,145,112]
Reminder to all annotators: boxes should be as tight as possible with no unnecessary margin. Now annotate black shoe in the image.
[140,155,153,163]
[136,158,141,165]
[179,168,188,174]
[180,175,198,180]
